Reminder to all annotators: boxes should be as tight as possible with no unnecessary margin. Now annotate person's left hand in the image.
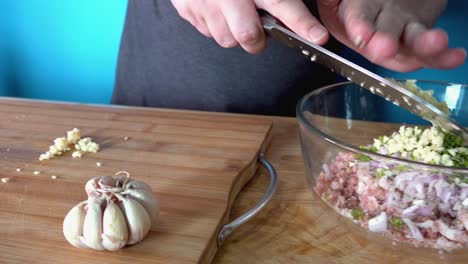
[317,0,466,72]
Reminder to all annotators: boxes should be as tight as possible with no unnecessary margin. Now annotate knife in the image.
[260,12,468,141]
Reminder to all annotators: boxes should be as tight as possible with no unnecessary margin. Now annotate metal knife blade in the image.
[261,13,468,141]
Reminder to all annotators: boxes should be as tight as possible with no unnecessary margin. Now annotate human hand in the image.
[317,0,466,71]
[170,0,329,54]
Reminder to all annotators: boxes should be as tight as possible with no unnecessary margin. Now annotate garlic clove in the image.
[63,201,88,249]
[80,198,105,250]
[117,194,151,245]
[123,188,160,228]
[102,199,128,251]
[85,176,100,196]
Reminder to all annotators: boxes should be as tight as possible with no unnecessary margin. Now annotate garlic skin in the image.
[80,197,105,250]
[117,195,151,245]
[63,201,88,248]
[102,199,128,251]
[125,179,152,191]
[85,177,100,196]
[63,172,159,251]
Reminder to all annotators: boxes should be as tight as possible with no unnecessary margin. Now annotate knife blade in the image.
[260,13,468,141]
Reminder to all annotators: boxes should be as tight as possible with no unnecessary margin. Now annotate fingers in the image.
[403,23,448,56]
[422,48,467,69]
[204,11,238,48]
[363,32,399,64]
[257,0,329,45]
[401,22,465,69]
[194,18,212,38]
[172,0,267,53]
[174,0,329,53]
[338,0,380,49]
[368,46,466,72]
[171,0,213,38]
[221,0,266,54]
[374,8,408,39]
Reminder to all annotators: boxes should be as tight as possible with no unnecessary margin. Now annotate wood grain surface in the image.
[1,98,466,264]
[0,98,272,264]
[213,116,468,264]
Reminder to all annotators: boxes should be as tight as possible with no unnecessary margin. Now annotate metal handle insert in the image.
[217,154,278,247]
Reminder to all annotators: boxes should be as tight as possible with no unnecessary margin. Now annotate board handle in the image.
[217,154,278,247]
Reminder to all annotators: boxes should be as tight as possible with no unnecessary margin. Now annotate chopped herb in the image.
[394,165,407,172]
[390,217,404,228]
[377,169,385,178]
[360,145,378,153]
[448,175,468,185]
[357,154,372,162]
[351,208,365,221]
[452,152,468,168]
[442,131,464,149]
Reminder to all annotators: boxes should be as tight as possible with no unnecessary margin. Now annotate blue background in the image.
[0,0,127,103]
[0,1,466,105]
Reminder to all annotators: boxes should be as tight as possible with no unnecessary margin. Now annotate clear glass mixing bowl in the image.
[297,80,468,253]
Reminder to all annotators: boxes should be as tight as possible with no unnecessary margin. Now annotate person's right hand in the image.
[170,0,329,54]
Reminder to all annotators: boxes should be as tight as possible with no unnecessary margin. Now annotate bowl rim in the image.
[296,80,468,172]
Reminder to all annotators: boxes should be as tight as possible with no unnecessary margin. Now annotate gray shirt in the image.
[112,0,341,116]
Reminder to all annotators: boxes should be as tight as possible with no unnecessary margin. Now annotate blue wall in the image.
[0,1,466,105]
[0,1,14,96]
[0,0,127,104]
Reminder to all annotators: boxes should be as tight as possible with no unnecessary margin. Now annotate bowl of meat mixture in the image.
[297,80,468,252]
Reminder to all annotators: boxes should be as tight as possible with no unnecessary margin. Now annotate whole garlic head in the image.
[63,172,160,251]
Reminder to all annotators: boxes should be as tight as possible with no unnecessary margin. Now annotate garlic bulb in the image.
[63,171,159,250]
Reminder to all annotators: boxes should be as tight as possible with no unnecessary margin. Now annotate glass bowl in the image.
[297,80,468,253]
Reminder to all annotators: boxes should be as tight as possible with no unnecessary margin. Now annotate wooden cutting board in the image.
[0,98,273,264]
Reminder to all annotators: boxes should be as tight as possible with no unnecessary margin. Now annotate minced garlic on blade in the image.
[392,79,450,114]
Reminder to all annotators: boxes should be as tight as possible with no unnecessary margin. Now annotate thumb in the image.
[256,0,329,45]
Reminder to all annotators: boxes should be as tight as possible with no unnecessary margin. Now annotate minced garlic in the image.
[67,128,81,144]
[72,151,83,158]
[75,138,99,153]
[39,128,99,161]
[369,126,467,167]
[1,178,10,183]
